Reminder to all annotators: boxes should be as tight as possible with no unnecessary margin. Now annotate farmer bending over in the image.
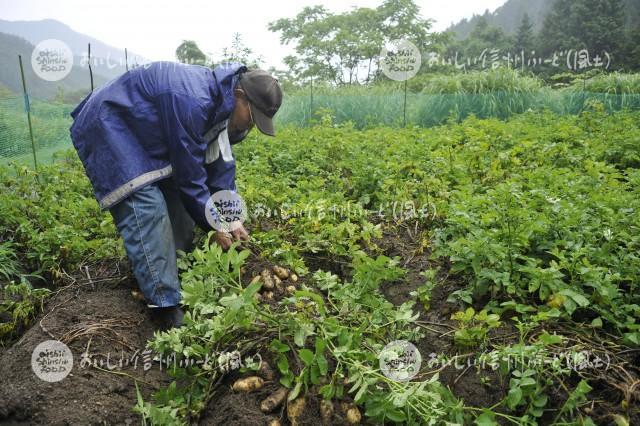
[69,61,283,330]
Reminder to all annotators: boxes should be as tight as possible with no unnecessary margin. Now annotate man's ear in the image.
[234,88,245,97]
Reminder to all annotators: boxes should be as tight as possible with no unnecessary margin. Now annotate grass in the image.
[277,70,640,129]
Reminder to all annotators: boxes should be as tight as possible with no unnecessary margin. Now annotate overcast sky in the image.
[0,0,506,68]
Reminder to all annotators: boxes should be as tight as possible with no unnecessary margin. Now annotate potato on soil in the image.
[345,405,361,424]
[273,275,283,292]
[232,376,264,392]
[320,399,334,425]
[341,403,361,424]
[287,396,306,425]
[286,285,297,295]
[263,291,274,301]
[258,360,276,381]
[261,269,275,290]
[260,387,288,413]
[290,273,298,283]
[273,265,289,280]
[250,275,261,285]
[268,420,281,426]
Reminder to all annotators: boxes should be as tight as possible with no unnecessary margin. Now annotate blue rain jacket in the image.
[69,61,247,231]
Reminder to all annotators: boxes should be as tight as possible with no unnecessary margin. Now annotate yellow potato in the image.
[341,403,361,425]
[274,275,282,288]
[260,387,288,413]
[261,269,275,290]
[258,360,275,381]
[273,265,289,280]
[320,399,334,425]
[232,376,264,392]
[287,396,306,426]
[346,407,361,424]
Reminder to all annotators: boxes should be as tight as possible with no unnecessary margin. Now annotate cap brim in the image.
[249,102,275,136]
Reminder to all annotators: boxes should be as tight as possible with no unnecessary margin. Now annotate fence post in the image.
[309,76,314,126]
[17,55,39,178]
[403,79,408,127]
[88,43,94,91]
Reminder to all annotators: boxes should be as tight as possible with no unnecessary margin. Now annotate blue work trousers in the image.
[109,178,195,307]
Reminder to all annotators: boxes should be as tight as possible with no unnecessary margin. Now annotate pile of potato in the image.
[251,265,299,302]
[233,267,362,424]
[231,360,361,425]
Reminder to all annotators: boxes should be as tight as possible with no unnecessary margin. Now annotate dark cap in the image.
[238,70,283,136]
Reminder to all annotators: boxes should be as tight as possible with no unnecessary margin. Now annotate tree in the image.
[268,0,439,84]
[219,33,264,69]
[459,16,512,63]
[268,6,338,82]
[540,0,626,70]
[376,0,432,47]
[514,13,535,54]
[623,26,640,70]
[175,40,207,65]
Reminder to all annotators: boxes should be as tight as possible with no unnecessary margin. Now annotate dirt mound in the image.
[0,261,171,425]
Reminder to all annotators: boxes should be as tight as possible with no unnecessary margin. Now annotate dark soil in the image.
[373,223,510,411]
[0,260,171,425]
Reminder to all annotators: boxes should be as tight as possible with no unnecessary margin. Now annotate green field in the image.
[1,105,639,424]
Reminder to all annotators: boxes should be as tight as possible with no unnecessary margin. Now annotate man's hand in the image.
[230,223,249,242]
[209,231,233,251]
[208,224,249,251]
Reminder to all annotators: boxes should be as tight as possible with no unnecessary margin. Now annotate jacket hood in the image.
[211,62,248,125]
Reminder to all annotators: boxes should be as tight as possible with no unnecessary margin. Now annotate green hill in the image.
[0,32,107,101]
[448,0,639,40]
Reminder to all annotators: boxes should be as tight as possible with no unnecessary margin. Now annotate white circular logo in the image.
[31,39,73,82]
[379,39,421,81]
[31,340,73,382]
[205,190,247,232]
[379,340,422,381]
